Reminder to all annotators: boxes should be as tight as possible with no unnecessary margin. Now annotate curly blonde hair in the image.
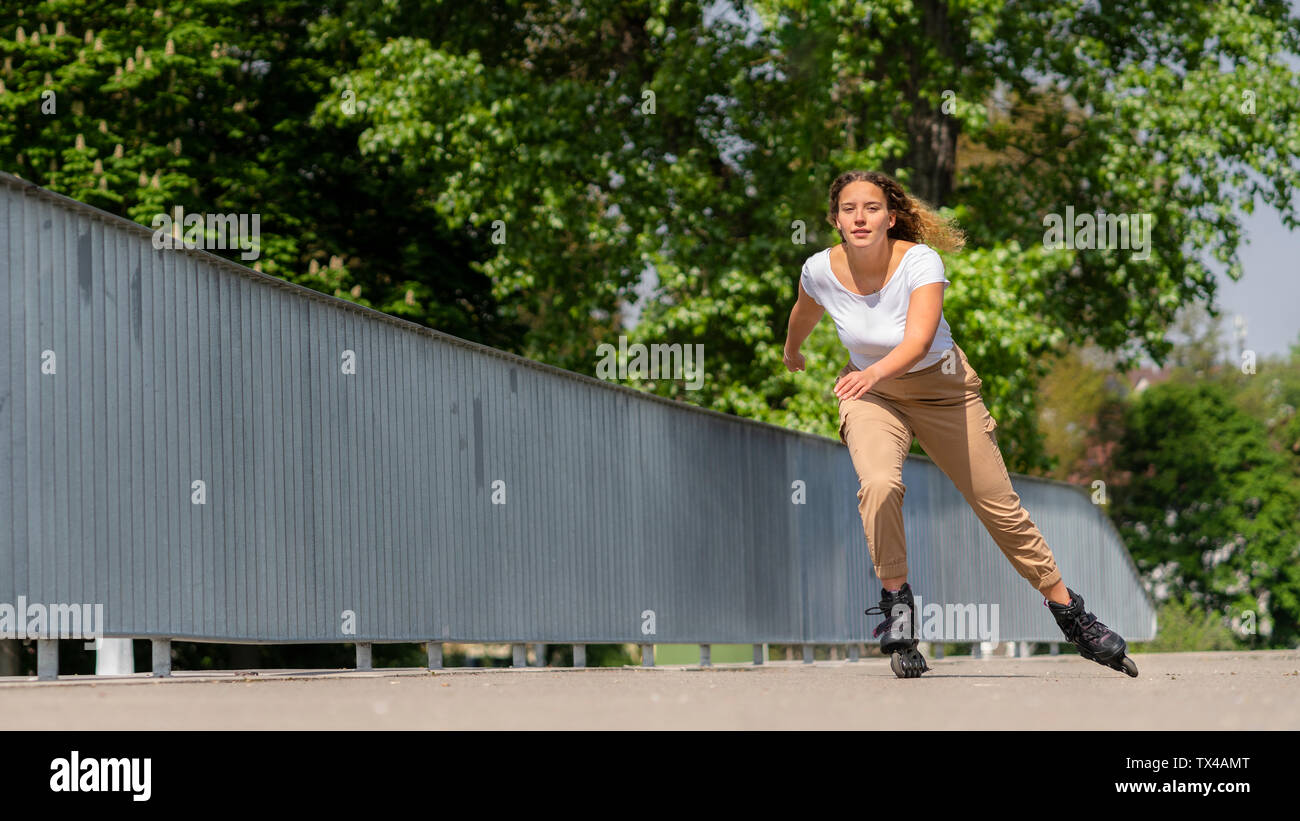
[825,170,966,253]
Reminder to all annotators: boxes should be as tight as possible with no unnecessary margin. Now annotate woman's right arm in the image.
[783,281,825,372]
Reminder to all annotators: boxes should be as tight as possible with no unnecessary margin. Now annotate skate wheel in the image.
[890,649,929,679]
[1119,656,1139,677]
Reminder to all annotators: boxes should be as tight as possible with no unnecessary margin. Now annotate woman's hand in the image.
[783,348,806,372]
[834,366,878,401]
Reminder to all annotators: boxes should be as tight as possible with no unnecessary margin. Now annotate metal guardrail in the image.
[0,171,1156,679]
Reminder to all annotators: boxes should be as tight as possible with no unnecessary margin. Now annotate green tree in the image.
[1108,378,1300,648]
[1231,332,1300,478]
[312,0,1300,473]
[0,0,525,348]
[1035,344,1117,482]
[1131,592,1243,654]
[7,1,1300,472]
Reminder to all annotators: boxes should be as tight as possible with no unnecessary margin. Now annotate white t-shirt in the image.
[799,243,954,372]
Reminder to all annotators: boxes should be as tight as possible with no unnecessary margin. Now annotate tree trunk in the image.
[889,0,960,207]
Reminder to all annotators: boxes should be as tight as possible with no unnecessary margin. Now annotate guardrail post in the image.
[1049,642,1059,655]
[37,639,58,681]
[802,645,814,664]
[971,642,981,659]
[699,644,711,668]
[752,644,765,665]
[151,639,171,677]
[511,644,526,667]
[425,641,442,670]
[96,637,135,675]
[531,643,546,667]
[355,642,372,671]
[573,644,586,668]
[640,644,654,667]
[933,643,945,659]
[848,643,860,662]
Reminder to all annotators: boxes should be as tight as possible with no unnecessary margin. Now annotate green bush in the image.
[1130,593,1242,653]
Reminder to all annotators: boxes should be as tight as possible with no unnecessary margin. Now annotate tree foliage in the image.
[1108,375,1300,647]
[4,0,1298,473]
[0,0,526,348]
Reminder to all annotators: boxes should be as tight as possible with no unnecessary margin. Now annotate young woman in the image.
[783,170,1138,678]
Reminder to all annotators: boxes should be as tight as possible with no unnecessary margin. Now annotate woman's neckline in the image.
[824,242,925,298]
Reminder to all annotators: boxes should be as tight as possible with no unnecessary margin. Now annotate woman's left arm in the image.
[834,283,945,400]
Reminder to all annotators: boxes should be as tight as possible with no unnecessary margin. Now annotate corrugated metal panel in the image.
[0,171,1157,646]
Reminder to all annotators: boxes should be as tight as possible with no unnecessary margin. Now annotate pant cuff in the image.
[875,562,909,579]
[1035,568,1063,596]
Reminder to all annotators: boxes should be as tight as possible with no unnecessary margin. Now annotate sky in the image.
[1196,194,1300,362]
[1178,4,1300,364]
[1201,1,1300,361]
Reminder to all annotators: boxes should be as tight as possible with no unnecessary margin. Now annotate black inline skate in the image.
[865,583,930,678]
[1046,587,1139,677]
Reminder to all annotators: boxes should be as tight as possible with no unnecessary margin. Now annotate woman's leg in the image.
[899,346,1064,597]
[837,381,915,588]
[1042,579,1071,605]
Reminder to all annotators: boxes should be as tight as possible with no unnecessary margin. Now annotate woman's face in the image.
[835,180,894,249]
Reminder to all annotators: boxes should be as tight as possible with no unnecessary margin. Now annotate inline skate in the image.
[865,583,931,678]
[1046,587,1139,677]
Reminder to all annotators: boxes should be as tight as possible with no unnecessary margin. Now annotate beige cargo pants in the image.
[836,343,1063,595]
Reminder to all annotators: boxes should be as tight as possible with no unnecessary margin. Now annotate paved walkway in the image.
[0,650,1295,730]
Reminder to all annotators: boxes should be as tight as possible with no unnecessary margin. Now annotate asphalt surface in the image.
[1,650,1295,730]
